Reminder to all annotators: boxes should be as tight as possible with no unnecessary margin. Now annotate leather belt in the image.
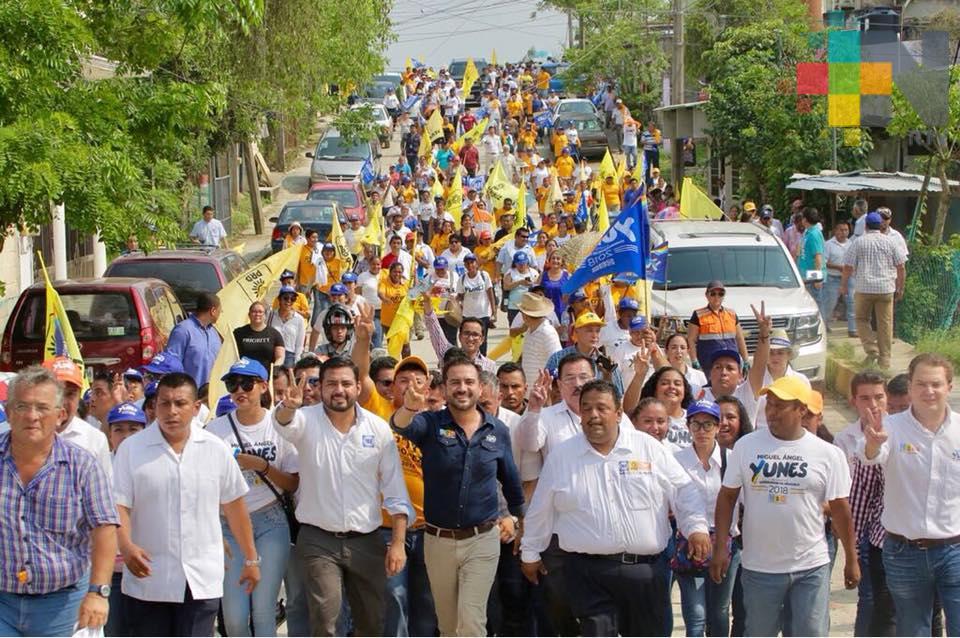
[573,551,662,565]
[310,525,371,539]
[886,532,960,550]
[425,521,496,540]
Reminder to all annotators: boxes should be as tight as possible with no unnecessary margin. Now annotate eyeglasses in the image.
[11,402,56,416]
[280,295,296,302]
[708,291,725,298]
[689,420,718,432]
[225,376,258,393]
[296,376,321,387]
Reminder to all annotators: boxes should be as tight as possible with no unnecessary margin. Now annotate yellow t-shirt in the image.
[382,433,425,528]
[536,71,551,90]
[562,200,577,214]
[474,245,498,280]
[522,93,534,115]
[556,156,575,179]
[319,258,344,295]
[507,99,523,119]
[379,279,407,326]
[602,182,621,207]
[430,232,450,256]
[542,222,559,239]
[297,245,317,287]
[401,185,417,204]
[552,133,568,159]
[519,130,536,149]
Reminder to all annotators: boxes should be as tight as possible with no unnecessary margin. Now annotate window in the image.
[280,204,335,224]
[314,135,369,160]
[574,119,601,132]
[106,262,221,312]
[558,101,595,116]
[147,286,177,339]
[656,246,799,290]
[13,291,140,341]
[307,188,360,207]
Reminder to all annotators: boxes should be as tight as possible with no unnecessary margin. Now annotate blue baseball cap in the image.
[107,402,147,426]
[322,242,335,251]
[512,251,529,266]
[82,389,91,404]
[463,253,478,262]
[143,381,158,400]
[216,395,237,417]
[434,256,449,269]
[709,349,742,370]
[404,217,419,230]
[330,283,349,296]
[278,285,297,297]
[865,211,883,226]
[142,351,184,376]
[122,368,143,381]
[686,399,721,421]
[341,272,358,284]
[629,316,648,331]
[618,297,640,311]
[569,289,587,302]
[279,269,296,281]
[222,357,268,381]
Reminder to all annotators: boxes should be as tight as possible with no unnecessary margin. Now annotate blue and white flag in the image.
[474,106,490,120]
[402,95,422,112]
[533,110,553,128]
[562,198,651,294]
[591,88,604,107]
[646,241,668,283]
[360,157,376,185]
[574,191,589,226]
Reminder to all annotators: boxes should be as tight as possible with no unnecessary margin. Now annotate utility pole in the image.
[242,141,264,235]
[671,0,686,194]
[567,9,574,49]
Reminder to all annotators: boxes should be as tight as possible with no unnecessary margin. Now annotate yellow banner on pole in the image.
[451,118,488,153]
[38,252,87,389]
[483,159,519,207]
[679,177,724,220]
[419,108,444,158]
[447,165,464,227]
[462,58,479,96]
[599,148,617,181]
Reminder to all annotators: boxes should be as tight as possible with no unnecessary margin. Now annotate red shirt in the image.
[461,113,477,132]
[459,145,480,171]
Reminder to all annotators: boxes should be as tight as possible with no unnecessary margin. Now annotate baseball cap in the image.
[107,402,147,426]
[760,375,812,405]
[686,399,721,421]
[569,289,588,302]
[865,211,883,226]
[395,355,429,376]
[760,209,773,219]
[329,283,348,296]
[41,356,84,388]
[278,285,298,297]
[618,297,640,311]
[709,349,742,370]
[433,257,449,269]
[322,242,335,251]
[512,251,529,266]
[222,357,268,381]
[463,253,478,262]
[404,217,419,231]
[629,316,649,331]
[770,329,793,351]
[479,230,492,240]
[574,312,604,329]
[143,381,158,400]
[215,395,236,417]
[341,272,358,284]
[279,269,296,281]
[142,351,185,376]
[122,368,143,381]
[705,280,725,292]
[743,201,757,213]
[806,390,824,415]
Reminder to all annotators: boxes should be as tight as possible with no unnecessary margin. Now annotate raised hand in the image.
[750,301,771,339]
[527,369,552,412]
[403,374,429,412]
[355,303,374,343]
[284,374,307,411]
[862,407,888,459]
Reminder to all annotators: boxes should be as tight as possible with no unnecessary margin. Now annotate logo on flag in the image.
[533,111,553,128]
[574,191,589,226]
[646,241,668,284]
[360,157,376,185]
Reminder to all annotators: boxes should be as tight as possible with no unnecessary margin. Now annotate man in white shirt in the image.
[860,353,960,636]
[273,357,411,637]
[823,219,856,336]
[877,206,909,259]
[516,293,562,399]
[711,375,859,637]
[114,372,259,636]
[521,380,710,635]
[189,205,228,248]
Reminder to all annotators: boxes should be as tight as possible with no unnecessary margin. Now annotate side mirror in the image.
[305,152,314,158]
[804,270,824,284]
[268,216,278,223]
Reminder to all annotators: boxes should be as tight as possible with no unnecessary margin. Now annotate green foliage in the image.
[895,238,960,343]
[915,326,960,370]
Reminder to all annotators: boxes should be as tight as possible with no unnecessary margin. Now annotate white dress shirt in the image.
[521,428,709,562]
[674,444,727,529]
[497,407,542,483]
[517,400,637,467]
[273,404,412,533]
[61,416,112,483]
[834,420,865,476]
[113,424,249,602]
[859,408,960,540]
[520,319,561,397]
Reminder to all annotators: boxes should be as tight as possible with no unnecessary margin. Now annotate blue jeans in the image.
[823,276,856,333]
[882,535,960,637]
[678,542,741,637]
[806,282,826,320]
[379,528,437,637]
[854,535,874,636]
[222,502,291,637]
[624,145,638,170]
[0,574,88,637]
[741,563,831,637]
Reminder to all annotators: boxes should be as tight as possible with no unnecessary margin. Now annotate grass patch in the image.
[231,197,253,235]
[828,340,856,361]
[915,327,960,370]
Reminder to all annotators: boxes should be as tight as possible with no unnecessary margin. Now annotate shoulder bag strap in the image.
[226,412,286,503]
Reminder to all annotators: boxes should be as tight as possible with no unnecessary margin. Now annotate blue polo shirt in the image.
[544,345,625,398]
[166,314,221,387]
[396,407,524,529]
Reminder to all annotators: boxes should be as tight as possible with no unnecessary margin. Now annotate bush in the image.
[916,327,960,370]
[895,241,960,343]
[231,199,253,235]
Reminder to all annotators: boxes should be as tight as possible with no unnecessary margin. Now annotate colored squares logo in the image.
[828,30,860,62]
[861,62,892,95]
[829,95,860,127]
[797,62,827,94]
[829,63,860,94]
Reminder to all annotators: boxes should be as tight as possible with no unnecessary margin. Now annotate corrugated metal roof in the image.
[786,170,958,194]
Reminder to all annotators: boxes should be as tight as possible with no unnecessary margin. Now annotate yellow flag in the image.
[447,165,464,226]
[616,156,627,181]
[599,148,617,181]
[38,253,87,389]
[596,185,610,233]
[512,182,527,233]
[451,117,488,153]
[386,295,415,359]
[329,209,353,264]
[491,49,498,66]
[362,203,384,248]
[679,177,724,220]
[546,174,564,208]
[419,107,444,158]
[405,57,412,70]
[207,319,239,414]
[632,153,646,184]
[488,334,513,360]
[462,58,479,96]
[427,68,437,80]
[483,159,519,206]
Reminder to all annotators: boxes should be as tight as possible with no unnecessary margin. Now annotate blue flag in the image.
[402,95,421,112]
[533,110,553,128]
[591,88,604,106]
[474,106,490,120]
[646,241,668,283]
[562,198,651,294]
[360,157,376,185]
[574,191,589,226]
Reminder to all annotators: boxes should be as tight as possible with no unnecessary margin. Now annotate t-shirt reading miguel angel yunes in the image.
[723,428,849,574]
[207,410,300,512]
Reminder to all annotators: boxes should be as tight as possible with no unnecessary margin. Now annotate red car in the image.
[0,278,185,376]
[308,181,366,224]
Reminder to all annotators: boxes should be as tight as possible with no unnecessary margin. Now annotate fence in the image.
[895,246,960,343]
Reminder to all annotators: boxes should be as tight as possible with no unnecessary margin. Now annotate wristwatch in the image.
[244,556,262,567]
[88,583,111,598]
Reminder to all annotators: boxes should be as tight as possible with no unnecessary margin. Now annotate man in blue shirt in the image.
[392,356,524,637]
[165,292,222,388]
[798,207,827,317]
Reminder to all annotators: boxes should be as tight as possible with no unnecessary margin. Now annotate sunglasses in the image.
[708,290,725,297]
[296,376,321,387]
[225,376,258,393]
[280,295,296,302]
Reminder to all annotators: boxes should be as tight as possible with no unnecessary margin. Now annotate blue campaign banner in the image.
[646,241,668,283]
[574,191,589,225]
[562,198,651,294]
[465,175,485,192]
[402,95,422,112]
[360,157,376,185]
[533,111,553,128]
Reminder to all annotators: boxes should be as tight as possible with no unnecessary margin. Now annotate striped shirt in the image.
[844,230,907,295]
[424,311,497,375]
[0,433,118,594]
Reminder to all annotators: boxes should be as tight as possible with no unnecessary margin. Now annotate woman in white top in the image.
[673,400,740,638]
[640,366,693,449]
[356,256,384,348]
[481,125,503,174]
[754,330,810,429]
[206,358,299,638]
[665,333,708,397]
[269,287,306,366]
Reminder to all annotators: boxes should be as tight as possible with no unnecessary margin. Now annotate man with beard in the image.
[273,357,412,637]
[521,380,710,636]
[392,356,525,637]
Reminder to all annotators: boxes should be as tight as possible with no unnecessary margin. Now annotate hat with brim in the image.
[517,292,554,318]
[686,399,720,421]
[706,280,725,292]
[222,357,268,381]
[769,328,793,353]
[760,375,811,405]
[395,355,429,376]
[142,351,185,376]
[806,390,823,415]
[708,349,742,370]
[574,312,604,329]
[42,356,84,389]
[107,402,147,426]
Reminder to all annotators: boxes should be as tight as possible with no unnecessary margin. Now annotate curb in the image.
[826,354,858,401]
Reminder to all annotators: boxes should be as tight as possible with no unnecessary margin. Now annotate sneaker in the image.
[848,331,859,338]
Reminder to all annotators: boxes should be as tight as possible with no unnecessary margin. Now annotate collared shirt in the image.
[497,407,542,484]
[520,427,708,562]
[798,224,826,276]
[859,407,960,540]
[113,424,247,602]
[824,236,852,277]
[189,218,227,247]
[517,400,633,462]
[544,346,625,398]
[849,453,885,548]
[60,416,112,484]
[700,382,759,427]
[275,404,411,533]
[424,312,497,375]
[0,433,117,595]
[674,444,724,528]
[844,230,907,295]
[396,407,524,528]
[166,314,221,387]
[521,320,562,393]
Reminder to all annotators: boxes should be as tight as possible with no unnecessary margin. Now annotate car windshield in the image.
[314,135,369,160]
[280,204,336,224]
[363,83,394,98]
[558,101,594,114]
[370,105,389,120]
[307,187,360,207]
[106,262,220,312]
[655,246,799,290]
[13,291,140,341]
[448,61,467,77]
[572,119,600,131]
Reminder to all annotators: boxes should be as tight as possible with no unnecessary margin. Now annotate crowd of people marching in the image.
[1,58,957,638]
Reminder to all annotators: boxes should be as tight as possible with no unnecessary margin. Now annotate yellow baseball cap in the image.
[759,376,811,405]
[574,312,604,329]
[743,201,757,212]
[394,356,429,376]
[806,390,823,415]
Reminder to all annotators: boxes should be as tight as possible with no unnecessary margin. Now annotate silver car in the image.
[306,128,380,183]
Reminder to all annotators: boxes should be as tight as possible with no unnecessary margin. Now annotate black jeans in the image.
[126,584,220,637]
[105,571,133,637]
[540,536,580,636]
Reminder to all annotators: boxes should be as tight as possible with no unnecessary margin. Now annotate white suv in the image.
[649,220,826,382]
